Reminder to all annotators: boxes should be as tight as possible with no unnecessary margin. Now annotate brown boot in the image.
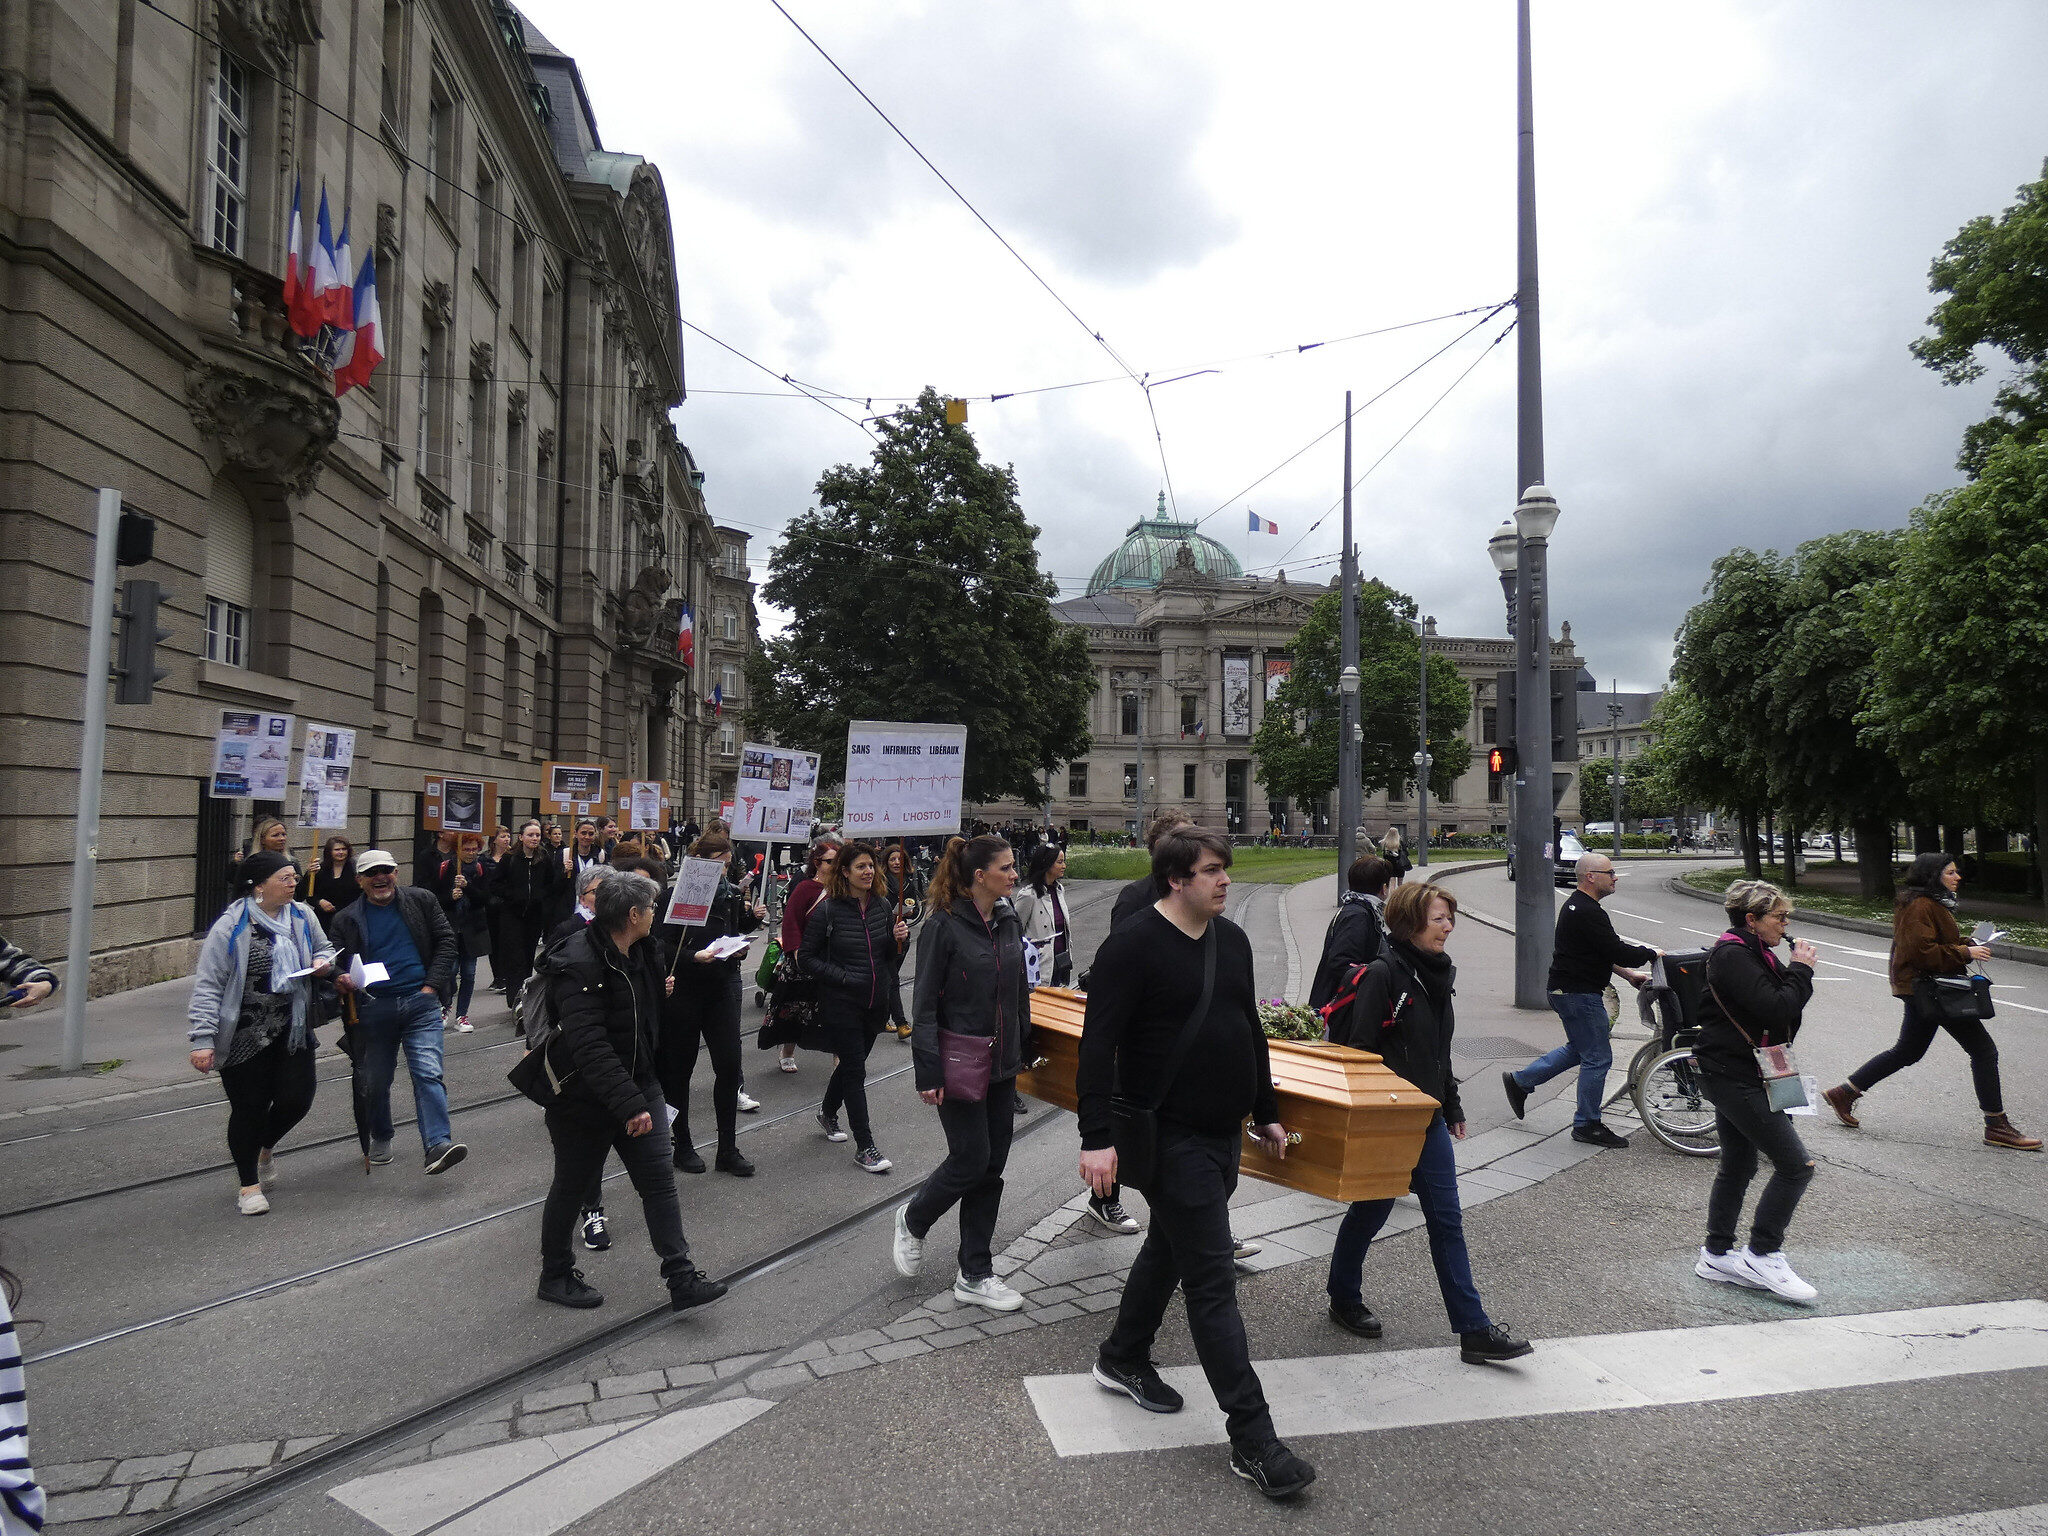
[1984,1114,2042,1151]
[1821,1083,1861,1128]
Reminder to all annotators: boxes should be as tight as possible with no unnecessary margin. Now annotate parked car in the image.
[1507,830,1588,885]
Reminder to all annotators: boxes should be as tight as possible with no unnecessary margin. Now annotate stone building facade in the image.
[975,504,1582,838]
[0,1,751,994]
[700,525,757,815]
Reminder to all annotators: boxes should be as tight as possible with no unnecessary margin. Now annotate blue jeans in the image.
[1512,990,1614,1128]
[358,990,453,1152]
[452,936,481,1020]
[1326,1113,1490,1336]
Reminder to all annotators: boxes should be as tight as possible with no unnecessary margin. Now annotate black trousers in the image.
[1102,1127,1276,1447]
[541,1094,693,1283]
[1848,994,2004,1113]
[905,1076,1016,1280]
[1698,1069,1814,1257]
[219,1034,318,1186]
[665,974,743,1150]
[819,996,889,1148]
[496,911,547,1002]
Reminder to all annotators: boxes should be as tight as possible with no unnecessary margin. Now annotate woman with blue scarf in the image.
[188,851,338,1215]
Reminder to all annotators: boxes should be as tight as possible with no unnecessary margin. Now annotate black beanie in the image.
[239,850,294,892]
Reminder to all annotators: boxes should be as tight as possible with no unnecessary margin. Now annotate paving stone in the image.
[40,1460,115,1494]
[430,1421,511,1456]
[713,1352,770,1378]
[867,1338,933,1364]
[926,1325,985,1348]
[1023,1233,1145,1287]
[375,1445,431,1470]
[1074,1290,1122,1313]
[827,1329,891,1354]
[1264,1225,1339,1259]
[171,1470,250,1507]
[45,1486,133,1522]
[810,1349,874,1377]
[281,1435,336,1460]
[1451,1124,1545,1169]
[746,1364,815,1392]
[655,1388,697,1409]
[1459,1166,1537,1194]
[123,1479,179,1514]
[477,1401,517,1423]
[110,1453,192,1487]
[666,1363,718,1388]
[1026,1301,1083,1324]
[1233,1244,1306,1272]
[1226,1191,1346,1239]
[921,1291,961,1312]
[1032,1284,1081,1304]
[708,1382,750,1402]
[521,1381,596,1412]
[884,1316,938,1340]
[595,1369,670,1398]
[514,1405,590,1436]
[979,1314,1037,1336]
[188,1441,278,1476]
[775,1340,833,1364]
[1072,1273,1123,1295]
[589,1392,661,1423]
[992,1254,1024,1275]
[1009,1237,1046,1260]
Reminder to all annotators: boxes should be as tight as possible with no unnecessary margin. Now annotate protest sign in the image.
[664,856,726,926]
[842,721,967,837]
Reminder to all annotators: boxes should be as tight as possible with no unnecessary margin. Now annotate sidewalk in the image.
[0,974,234,1119]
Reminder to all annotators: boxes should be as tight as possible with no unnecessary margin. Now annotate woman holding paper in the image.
[1822,854,2038,1150]
[186,853,337,1215]
[663,833,767,1177]
[801,841,906,1173]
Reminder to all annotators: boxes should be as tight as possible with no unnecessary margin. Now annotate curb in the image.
[1662,875,2048,969]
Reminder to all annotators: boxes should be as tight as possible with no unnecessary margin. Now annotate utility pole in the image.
[1413,616,1432,868]
[62,489,122,1072]
[1337,391,1361,882]
[1510,0,1556,1009]
[1609,680,1624,858]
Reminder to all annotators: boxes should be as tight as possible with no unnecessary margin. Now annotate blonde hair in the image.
[1723,878,1789,928]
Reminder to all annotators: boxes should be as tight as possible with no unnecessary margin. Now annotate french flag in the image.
[332,250,384,396]
[676,602,695,665]
[1249,510,1279,535]
[282,179,312,336]
[712,683,724,719]
[310,188,345,332]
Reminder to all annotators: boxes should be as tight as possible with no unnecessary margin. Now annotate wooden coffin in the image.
[1019,986,1440,1204]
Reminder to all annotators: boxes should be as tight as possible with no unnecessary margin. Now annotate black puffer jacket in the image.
[1308,893,1386,1010]
[545,924,665,1125]
[1327,939,1462,1124]
[911,897,1034,1092]
[495,850,563,925]
[801,893,897,1010]
[1695,930,1814,1084]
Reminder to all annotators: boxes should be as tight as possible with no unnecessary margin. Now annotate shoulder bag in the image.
[1108,924,1217,1191]
[1707,969,1808,1112]
[1912,972,1995,1024]
[935,912,1000,1102]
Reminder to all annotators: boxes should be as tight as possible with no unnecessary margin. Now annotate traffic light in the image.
[1488,745,1516,776]
[114,578,171,704]
[1494,669,1575,765]
[115,507,156,566]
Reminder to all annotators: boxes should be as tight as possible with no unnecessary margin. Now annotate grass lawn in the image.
[1680,865,2048,948]
[1061,846,1503,886]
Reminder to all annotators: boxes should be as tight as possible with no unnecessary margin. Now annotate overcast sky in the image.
[522,0,2048,691]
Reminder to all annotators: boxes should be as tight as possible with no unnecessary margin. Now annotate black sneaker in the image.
[674,1142,707,1174]
[1502,1071,1530,1120]
[1571,1122,1630,1149]
[537,1269,604,1309]
[1460,1323,1535,1364]
[579,1207,610,1251]
[669,1268,728,1312]
[424,1141,468,1175]
[1086,1197,1141,1235]
[1091,1356,1184,1414]
[715,1146,756,1177]
[817,1112,847,1143]
[1229,1439,1316,1500]
[1329,1299,1383,1338]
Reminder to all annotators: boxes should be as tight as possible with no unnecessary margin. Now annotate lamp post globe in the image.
[1488,519,1519,636]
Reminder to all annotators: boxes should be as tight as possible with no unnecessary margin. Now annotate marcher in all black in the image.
[1078,826,1314,1499]
[663,832,766,1178]
[1307,855,1393,1011]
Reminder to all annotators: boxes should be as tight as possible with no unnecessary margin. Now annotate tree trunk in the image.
[1832,827,1843,863]
[1854,816,1895,902]
[1782,815,1799,889]
[2034,759,2048,915]
[1739,807,1761,878]
[1913,823,1940,854]
[1765,810,1776,873]
[1981,826,2009,854]
[1942,823,1967,860]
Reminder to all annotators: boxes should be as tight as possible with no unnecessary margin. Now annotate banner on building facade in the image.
[543,761,608,816]
[295,723,358,828]
[842,721,968,837]
[208,710,295,799]
[1264,656,1291,702]
[423,775,496,834]
[663,856,726,926]
[1222,656,1253,737]
[734,743,819,843]
[624,780,666,831]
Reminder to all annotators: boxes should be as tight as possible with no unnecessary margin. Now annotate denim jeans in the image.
[357,990,453,1152]
[453,938,480,1020]
[1326,1112,1491,1336]
[1697,1067,1814,1256]
[1512,990,1614,1127]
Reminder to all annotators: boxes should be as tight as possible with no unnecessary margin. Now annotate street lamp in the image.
[1337,662,1360,872]
[1607,688,1625,858]
[1487,520,1519,637]
[1511,484,1560,1009]
[1412,747,1434,864]
[1408,616,1434,867]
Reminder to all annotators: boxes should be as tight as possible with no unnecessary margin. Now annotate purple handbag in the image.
[937,1028,995,1103]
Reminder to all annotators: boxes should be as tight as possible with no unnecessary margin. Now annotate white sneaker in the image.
[237,1187,270,1216]
[454,1016,474,1033]
[1739,1248,1818,1303]
[1694,1246,1764,1289]
[256,1152,277,1189]
[892,1203,924,1278]
[736,1089,760,1113]
[953,1272,1024,1312]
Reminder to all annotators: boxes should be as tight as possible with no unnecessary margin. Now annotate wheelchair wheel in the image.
[1632,1049,1720,1157]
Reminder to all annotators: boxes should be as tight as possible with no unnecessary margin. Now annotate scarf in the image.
[1391,938,1454,1015]
[247,898,313,1049]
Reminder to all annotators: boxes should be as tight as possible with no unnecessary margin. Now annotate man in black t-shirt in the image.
[1076,828,1316,1502]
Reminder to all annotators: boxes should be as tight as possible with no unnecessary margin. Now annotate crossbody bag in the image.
[1706,972,1808,1112]
[1108,925,1217,1190]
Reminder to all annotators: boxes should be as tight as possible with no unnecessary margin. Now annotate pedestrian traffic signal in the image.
[1488,745,1516,775]
[115,506,156,566]
[114,578,172,704]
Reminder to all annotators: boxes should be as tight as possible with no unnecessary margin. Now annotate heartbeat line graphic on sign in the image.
[847,774,957,791]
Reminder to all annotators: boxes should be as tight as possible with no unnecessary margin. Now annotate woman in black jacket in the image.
[662,833,766,1178]
[800,840,907,1173]
[535,871,725,1313]
[1324,881,1531,1364]
[421,833,492,1032]
[1690,879,1821,1303]
[494,820,563,1020]
[895,835,1033,1310]
[882,843,923,1040]
[308,836,359,922]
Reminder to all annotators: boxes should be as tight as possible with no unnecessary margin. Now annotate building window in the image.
[1180,695,1197,734]
[505,408,526,550]
[1069,818,1091,833]
[415,589,444,727]
[721,610,737,641]
[533,647,550,745]
[1482,704,1497,742]
[467,376,492,522]
[723,543,744,579]
[721,663,737,698]
[207,51,252,256]
[1488,764,1505,803]
[373,563,393,710]
[1122,763,1138,799]
[379,2,405,129]
[1183,763,1197,798]
[473,155,500,291]
[718,723,736,756]
[463,616,488,736]
[540,271,560,360]
[510,220,532,335]
[502,632,523,745]
[204,482,256,669]
[1119,693,1139,736]
[205,597,247,667]
[1068,763,1088,798]
[425,77,455,207]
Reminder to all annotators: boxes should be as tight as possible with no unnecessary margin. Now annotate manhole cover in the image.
[1451,1036,1539,1059]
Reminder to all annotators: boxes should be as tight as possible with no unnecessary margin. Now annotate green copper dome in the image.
[1085,493,1245,595]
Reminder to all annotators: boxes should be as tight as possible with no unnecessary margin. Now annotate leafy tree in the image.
[1911,161,2048,478]
[1252,581,1472,812]
[1668,553,1786,876]
[742,389,1094,804]
[1580,749,1675,828]
[1861,437,2048,907]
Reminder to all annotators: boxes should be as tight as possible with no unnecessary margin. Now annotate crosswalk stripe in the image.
[1023,1299,2048,1457]
[1777,1505,2048,1535]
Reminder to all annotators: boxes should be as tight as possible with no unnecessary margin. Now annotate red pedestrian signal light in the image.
[1488,746,1516,775]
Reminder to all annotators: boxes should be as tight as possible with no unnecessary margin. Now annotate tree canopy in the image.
[1251,581,1472,813]
[741,389,1094,804]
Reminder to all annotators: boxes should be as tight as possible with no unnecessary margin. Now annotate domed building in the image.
[974,496,1584,840]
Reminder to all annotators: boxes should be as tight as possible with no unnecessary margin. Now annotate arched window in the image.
[532,647,550,751]
[464,615,488,737]
[373,563,394,710]
[415,588,445,727]
[205,480,256,669]
[502,631,523,745]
